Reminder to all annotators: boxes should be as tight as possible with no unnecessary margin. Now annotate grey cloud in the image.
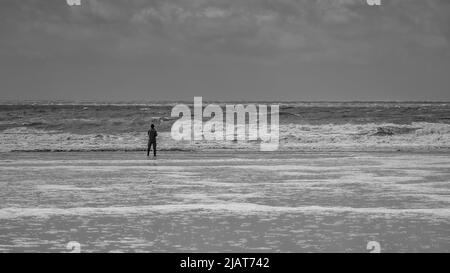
[1,0,449,101]
[1,0,449,61]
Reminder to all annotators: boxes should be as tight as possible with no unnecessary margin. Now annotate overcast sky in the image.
[0,0,449,101]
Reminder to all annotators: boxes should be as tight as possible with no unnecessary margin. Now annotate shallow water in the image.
[0,151,449,252]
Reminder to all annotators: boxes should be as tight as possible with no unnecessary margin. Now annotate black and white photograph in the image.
[0,0,449,258]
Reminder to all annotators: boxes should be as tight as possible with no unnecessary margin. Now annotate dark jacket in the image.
[148,128,158,143]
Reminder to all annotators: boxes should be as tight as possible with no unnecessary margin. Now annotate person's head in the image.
[151,124,155,129]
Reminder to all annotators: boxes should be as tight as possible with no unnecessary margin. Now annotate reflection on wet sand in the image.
[0,151,449,252]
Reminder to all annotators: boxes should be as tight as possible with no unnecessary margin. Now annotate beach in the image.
[2,0,450,258]
[1,150,449,252]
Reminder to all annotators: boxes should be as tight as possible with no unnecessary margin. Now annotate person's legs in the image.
[147,142,151,157]
[152,142,157,157]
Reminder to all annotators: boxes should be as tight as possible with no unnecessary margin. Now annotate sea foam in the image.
[1,122,449,152]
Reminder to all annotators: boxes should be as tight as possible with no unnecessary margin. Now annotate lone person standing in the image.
[147,124,158,157]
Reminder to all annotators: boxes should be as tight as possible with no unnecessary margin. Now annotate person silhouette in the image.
[147,124,158,157]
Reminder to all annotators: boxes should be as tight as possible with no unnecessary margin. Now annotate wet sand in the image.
[0,151,449,252]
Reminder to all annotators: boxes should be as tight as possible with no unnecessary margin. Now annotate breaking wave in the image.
[1,122,449,152]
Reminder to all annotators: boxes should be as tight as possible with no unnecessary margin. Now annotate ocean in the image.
[1,101,449,152]
[0,102,449,252]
